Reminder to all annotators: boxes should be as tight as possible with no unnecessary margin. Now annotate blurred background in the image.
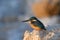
[0,0,60,40]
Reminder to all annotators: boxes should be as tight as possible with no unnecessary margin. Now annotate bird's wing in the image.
[32,21,46,29]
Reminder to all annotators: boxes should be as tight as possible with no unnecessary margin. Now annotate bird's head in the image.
[22,17,38,23]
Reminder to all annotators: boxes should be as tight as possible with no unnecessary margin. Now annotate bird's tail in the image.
[43,29,50,34]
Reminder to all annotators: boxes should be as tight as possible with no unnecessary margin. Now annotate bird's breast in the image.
[30,23,42,31]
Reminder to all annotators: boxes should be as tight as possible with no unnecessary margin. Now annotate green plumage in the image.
[30,17,46,30]
[31,19,46,30]
[22,16,46,30]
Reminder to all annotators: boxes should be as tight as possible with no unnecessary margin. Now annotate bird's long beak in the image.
[22,20,30,22]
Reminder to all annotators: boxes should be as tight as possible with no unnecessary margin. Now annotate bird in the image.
[22,17,46,31]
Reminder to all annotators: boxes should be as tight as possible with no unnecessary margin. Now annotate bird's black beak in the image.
[22,20,30,22]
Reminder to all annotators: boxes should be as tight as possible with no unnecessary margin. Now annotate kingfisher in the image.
[22,17,46,31]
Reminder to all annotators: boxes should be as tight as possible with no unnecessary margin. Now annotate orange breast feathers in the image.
[30,23,42,31]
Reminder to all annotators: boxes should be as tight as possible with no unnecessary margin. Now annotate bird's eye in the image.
[32,20,36,21]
